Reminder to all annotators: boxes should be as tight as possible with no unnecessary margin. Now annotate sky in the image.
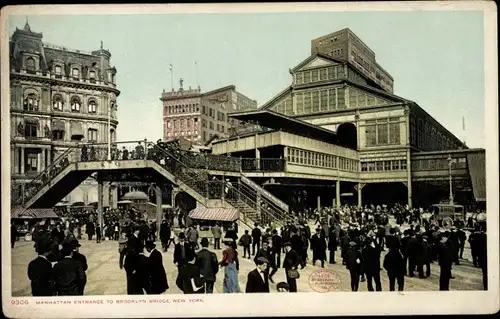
[7,9,485,148]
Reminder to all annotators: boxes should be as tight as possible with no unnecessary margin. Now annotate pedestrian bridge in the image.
[11,140,292,228]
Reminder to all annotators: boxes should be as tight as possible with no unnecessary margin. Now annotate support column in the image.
[256,193,261,219]
[317,195,321,211]
[20,147,25,174]
[356,182,365,208]
[336,180,341,209]
[255,147,260,170]
[47,148,52,166]
[171,186,179,207]
[283,146,288,171]
[403,181,412,209]
[97,174,104,231]
[155,184,162,238]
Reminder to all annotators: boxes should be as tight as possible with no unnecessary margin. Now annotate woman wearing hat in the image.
[219,238,241,293]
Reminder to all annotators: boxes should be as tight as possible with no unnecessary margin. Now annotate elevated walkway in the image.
[13,141,292,227]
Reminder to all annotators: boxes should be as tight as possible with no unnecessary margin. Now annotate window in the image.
[24,94,39,111]
[377,122,388,144]
[361,162,367,171]
[400,160,407,170]
[187,119,192,128]
[88,129,98,142]
[55,65,62,75]
[392,160,400,170]
[72,68,80,78]
[376,162,383,171]
[88,100,97,113]
[209,121,214,130]
[365,124,376,146]
[53,95,63,111]
[194,118,198,123]
[26,57,36,73]
[25,122,38,139]
[89,71,96,79]
[26,153,38,173]
[71,97,81,112]
[52,130,64,140]
[384,161,391,171]
[389,119,400,144]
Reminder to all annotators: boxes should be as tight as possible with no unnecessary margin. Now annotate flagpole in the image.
[170,64,174,91]
[195,61,199,89]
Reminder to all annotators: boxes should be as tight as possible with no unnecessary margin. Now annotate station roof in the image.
[228,109,345,146]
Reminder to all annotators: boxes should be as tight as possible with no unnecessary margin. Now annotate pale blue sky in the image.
[8,11,485,148]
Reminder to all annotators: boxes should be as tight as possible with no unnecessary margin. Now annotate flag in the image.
[462,116,466,131]
[169,64,172,71]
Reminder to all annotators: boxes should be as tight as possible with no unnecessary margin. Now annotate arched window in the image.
[53,95,64,111]
[88,99,97,113]
[54,65,62,75]
[72,68,80,79]
[71,97,81,112]
[26,57,36,73]
[89,70,96,83]
[23,93,38,111]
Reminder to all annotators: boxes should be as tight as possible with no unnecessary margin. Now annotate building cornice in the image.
[10,71,121,97]
[10,109,119,125]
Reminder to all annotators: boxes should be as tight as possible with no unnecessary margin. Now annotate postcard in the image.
[1,2,498,318]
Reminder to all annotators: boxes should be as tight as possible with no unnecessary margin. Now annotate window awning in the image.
[188,207,239,222]
[11,208,59,219]
[70,121,84,136]
[52,119,65,131]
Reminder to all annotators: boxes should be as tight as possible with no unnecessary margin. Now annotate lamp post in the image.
[447,155,454,205]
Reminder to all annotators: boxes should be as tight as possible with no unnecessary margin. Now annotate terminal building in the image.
[9,22,120,208]
[210,28,485,211]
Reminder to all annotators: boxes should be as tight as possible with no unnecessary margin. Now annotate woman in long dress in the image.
[220,238,241,293]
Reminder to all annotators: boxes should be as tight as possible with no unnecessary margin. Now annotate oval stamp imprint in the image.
[308,269,342,293]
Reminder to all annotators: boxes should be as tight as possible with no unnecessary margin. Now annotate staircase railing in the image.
[146,142,289,226]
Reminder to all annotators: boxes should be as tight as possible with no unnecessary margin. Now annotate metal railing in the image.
[14,139,291,226]
[241,158,286,172]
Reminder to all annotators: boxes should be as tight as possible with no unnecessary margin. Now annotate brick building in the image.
[161,84,257,144]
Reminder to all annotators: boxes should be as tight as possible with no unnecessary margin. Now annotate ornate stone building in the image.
[10,22,120,207]
[161,84,257,144]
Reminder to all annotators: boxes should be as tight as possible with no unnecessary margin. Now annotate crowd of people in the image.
[22,200,487,296]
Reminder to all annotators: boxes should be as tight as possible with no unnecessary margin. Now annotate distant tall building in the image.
[160,85,257,144]
[311,28,394,93]
[9,22,119,207]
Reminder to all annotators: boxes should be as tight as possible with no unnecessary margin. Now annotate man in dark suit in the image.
[51,224,65,245]
[310,227,327,268]
[437,231,454,291]
[174,232,195,268]
[176,251,205,294]
[146,240,169,294]
[362,236,382,291]
[51,242,86,296]
[124,225,144,294]
[195,237,219,293]
[271,229,283,268]
[159,220,171,252]
[251,224,262,256]
[245,257,270,293]
[254,241,277,283]
[69,239,87,294]
[28,239,54,296]
[283,242,300,292]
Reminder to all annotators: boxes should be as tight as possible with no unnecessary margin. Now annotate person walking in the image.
[283,242,300,293]
[176,252,205,294]
[174,232,195,269]
[195,238,219,293]
[159,220,171,252]
[362,236,382,291]
[211,223,222,250]
[310,227,327,268]
[383,245,406,291]
[51,242,87,296]
[220,238,241,293]
[238,230,252,259]
[251,224,262,256]
[345,241,363,292]
[437,231,454,291]
[27,239,54,296]
[146,240,169,294]
[69,239,87,295]
[271,229,283,268]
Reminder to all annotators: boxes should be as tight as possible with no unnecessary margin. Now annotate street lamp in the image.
[447,155,454,205]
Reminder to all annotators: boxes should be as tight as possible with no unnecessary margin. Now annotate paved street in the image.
[11,236,483,296]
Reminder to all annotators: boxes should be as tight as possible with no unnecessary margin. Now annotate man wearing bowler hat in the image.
[174,232,195,268]
[146,240,169,294]
[52,242,86,296]
[195,237,219,293]
[69,239,87,294]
